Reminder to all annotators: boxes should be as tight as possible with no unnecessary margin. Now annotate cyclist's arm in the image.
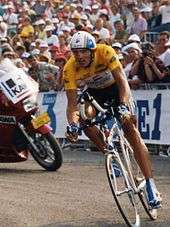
[66,89,79,124]
[112,66,131,104]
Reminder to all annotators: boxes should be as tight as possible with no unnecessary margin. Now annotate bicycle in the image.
[78,92,158,227]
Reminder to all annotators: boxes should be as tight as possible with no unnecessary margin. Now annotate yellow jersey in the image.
[63,44,122,90]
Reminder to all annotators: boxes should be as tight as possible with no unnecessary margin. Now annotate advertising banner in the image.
[38,90,170,145]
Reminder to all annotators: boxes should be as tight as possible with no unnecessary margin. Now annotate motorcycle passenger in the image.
[63,31,161,209]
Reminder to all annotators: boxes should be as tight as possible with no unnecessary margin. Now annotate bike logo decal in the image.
[0,115,16,124]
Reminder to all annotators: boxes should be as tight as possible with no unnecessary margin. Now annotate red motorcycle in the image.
[0,62,63,171]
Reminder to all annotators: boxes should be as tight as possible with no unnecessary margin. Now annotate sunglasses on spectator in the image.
[159,38,168,41]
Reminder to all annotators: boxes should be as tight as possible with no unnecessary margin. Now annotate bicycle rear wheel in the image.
[105,151,140,227]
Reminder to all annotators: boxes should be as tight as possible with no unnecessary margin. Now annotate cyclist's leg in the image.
[122,117,161,208]
[82,84,119,153]
[83,124,107,153]
[123,118,152,179]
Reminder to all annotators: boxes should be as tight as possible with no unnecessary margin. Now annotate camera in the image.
[142,49,150,57]
[141,42,154,57]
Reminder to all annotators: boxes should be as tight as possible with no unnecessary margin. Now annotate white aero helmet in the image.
[70,31,96,50]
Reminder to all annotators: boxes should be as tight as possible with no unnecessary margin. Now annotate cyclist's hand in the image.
[118,103,131,121]
[65,123,79,143]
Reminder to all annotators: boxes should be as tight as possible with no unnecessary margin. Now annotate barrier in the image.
[38,87,170,145]
[142,32,159,43]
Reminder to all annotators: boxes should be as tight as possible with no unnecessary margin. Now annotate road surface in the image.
[0,149,169,227]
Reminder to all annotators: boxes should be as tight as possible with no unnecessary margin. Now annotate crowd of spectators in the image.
[0,0,170,91]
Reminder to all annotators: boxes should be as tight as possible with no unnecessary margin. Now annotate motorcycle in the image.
[0,59,63,171]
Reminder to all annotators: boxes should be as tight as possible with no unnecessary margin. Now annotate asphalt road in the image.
[0,149,170,227]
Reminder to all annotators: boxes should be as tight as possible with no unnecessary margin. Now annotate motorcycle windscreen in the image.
[0,68,39,104]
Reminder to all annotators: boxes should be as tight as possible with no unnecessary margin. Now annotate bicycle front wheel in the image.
[105,151,140,227]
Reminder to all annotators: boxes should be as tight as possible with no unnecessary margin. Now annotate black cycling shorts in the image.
[85,83,120,108]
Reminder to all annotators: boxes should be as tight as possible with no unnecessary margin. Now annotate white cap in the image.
[58,31,65,37]
[31,49,40,56]
[140,6,152,12]
[30,42,36,47]
[21,52,30,58]
[70,3,77,8]
[80,14,88,21]
[59,5,64,10]
[123,42,142,53]
[112,42,122,49]
[77,3,83,8]
[62,26,71,32]
[0,37,7,42]
[44,25,54,31]
[52,18,59,24]
[128,34,140,42]
[85,6,91,11]
[92,4,99,9]
[35,19,45,26]
[99,9,108,15]
[39,41,48,48]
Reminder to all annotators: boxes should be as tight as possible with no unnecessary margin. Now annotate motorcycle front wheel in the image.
[29,132,63,171]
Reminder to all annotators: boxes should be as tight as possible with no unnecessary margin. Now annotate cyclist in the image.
[63,31,161,208]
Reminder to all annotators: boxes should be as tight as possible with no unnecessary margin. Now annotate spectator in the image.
[0,16,7,38]
[113,20,129,44]
[58,13,74,33]
[99,9,113,34]
[90,4,100,26]
[151,0,170,32]
[39,41,51,59]
[122,42,142,80]
[112,42,122,55]
[130,7,148,38]
[164,40,170,67]
[94,18,110,41]
[35,19,46,40]
[20,16,34,39]
[127,34,141,45]
[92,30,100,43]
[70,13,81,28]
[3,4,18,37]
[148,1,162,30]
[129,42,166,88]
[44,0,54,20]
[15,43,26,58]
[44,25,59,46]
[51,17,59,36]
[61,26,72,44]
[27,54,60,92]
[54,54,67,90]
[156,31,170,67]
[109,4,121,33]
[31,0,46,19]
[57,32,71,58]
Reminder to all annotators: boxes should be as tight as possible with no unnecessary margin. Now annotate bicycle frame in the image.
[79,91,146,196]
[105,111,145,194]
